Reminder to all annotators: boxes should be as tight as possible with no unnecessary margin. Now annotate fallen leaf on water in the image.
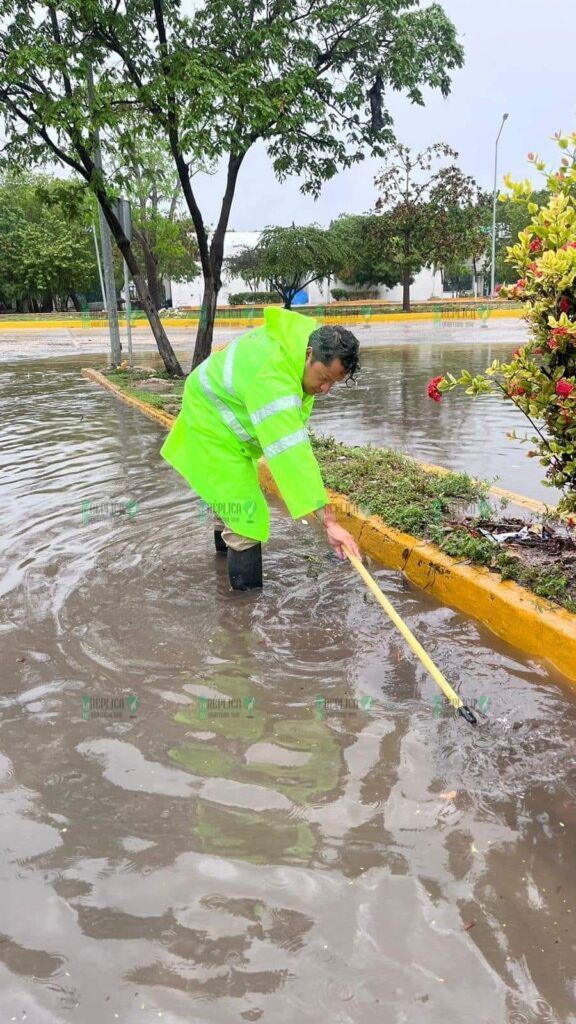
[440,791,457,800]
[463,920,477,931]
[471,843,479,853]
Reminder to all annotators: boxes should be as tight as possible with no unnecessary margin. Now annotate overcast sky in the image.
[191,0,576,231]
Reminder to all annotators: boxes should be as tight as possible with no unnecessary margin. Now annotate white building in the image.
[167,230,448,308]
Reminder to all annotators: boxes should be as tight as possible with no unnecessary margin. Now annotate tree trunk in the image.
[192,274,219,370]
[142,246,164,310]
[98,200,184,377]
[70,292,82,312]
[402,266,411,313]
[134,227,164,310]
[186,152,245,371]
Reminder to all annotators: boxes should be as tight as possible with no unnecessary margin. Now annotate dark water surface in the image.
[0,356,575,1023]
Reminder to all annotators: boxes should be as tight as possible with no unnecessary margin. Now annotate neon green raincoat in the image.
[160,307,328,541]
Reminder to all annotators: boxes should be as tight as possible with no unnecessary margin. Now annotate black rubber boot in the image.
[227,544,263,591]
[214,529,228,554]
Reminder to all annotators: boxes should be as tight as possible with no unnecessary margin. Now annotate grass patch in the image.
[311,433,487,538]
[106,369,185,413]
[311,435,576,614]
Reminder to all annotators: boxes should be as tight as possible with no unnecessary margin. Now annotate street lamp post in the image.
[490,112,510,298]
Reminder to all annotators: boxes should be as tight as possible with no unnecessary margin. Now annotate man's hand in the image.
[313,506,363,561]
[325,520,362,561]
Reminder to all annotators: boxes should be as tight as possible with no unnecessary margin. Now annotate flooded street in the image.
[312,319,561,505]
[0,316,556,502]
[1,349,575,1023]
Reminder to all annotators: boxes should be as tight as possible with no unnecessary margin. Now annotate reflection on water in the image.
[312,323,561,505]
[0,357,574,1023]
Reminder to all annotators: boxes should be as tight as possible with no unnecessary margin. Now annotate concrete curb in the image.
[81,367,576,684]
[3,308,523,331]
[81,368,176,430]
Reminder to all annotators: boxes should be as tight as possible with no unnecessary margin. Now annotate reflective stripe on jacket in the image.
[160,306,328,541]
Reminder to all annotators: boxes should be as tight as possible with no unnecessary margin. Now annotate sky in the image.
[190,0,576,231]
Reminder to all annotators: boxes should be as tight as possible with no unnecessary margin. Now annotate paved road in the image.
[0,316,527,362]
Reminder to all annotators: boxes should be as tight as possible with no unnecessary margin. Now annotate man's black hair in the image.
[308,324,360,384]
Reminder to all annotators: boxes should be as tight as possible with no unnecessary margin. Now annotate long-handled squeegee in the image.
[343,546,477,726]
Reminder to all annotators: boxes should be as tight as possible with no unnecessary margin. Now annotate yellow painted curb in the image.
[258,462,576,684]
[0,318,157,331]
[1,308,523,332]
[81,367,576,683]
[81,368,176,430]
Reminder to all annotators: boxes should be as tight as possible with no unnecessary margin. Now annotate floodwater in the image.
[0,349,575,1024]
[0,315,558,502]
[312,319,560,505]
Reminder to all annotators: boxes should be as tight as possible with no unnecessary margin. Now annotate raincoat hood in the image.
[263,306,317,383]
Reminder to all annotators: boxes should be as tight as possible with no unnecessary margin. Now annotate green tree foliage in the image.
[0,174,100,312]
[373,143,488,310]
[0,4,183,374]
[488,188,550,286]
[0,0,463,368]
[226,225,344,308]
[328,214,401,291]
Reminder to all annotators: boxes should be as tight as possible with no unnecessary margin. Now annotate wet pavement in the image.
[0,352,575,1023]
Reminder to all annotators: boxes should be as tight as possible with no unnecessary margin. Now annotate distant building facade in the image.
[166,230,462,308]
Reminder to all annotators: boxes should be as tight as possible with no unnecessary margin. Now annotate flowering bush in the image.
[428,132,576,514]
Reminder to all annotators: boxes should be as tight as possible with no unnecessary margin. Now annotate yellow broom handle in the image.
[343,545,466,712]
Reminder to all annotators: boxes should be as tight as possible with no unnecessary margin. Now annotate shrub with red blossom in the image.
[427,133,576,515]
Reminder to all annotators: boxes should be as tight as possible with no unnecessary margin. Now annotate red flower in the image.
[513,348,522,359]
[527,451,537,458]
[529,237,543,254]
[534,346,543,355]
[494,283,502,293]
[427,375,444,403]
[556,379,575,398]
[516,279,527,289]
[550,327,570,349]
[509,385,526,397]
[527,152,535,161]
[561,241,576,250]
[559,296,571,314]
[568,517,576,529]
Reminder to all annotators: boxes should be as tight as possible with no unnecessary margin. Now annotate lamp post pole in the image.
[490,112,510,297]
